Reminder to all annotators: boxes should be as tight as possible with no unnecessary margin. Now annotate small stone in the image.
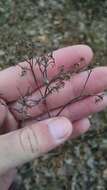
[100,139,107,150]
[39,0,45,7]
[38,35,48,43]
[0,50,5,56]
[26,30,36,36]
[103,169,107,179]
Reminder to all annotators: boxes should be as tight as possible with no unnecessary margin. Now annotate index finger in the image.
[0,45,93,102]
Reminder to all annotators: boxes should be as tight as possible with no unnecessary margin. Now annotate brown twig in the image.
[15,43,103,125]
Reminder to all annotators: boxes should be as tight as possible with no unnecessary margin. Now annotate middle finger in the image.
[10,67,107,120]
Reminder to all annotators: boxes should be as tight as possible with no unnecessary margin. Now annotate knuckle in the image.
[19,127,40,156]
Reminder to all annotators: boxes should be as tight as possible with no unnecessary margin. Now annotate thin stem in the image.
[56,69,92,116]
[25,58,43,98]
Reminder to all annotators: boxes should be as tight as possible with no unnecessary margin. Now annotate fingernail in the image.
[82,118,91,130]
[48,117,72,143]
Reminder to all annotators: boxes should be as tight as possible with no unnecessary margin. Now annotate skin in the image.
[0,45,107,189]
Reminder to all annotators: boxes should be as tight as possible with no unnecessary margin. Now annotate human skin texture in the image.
[0,45,107,189]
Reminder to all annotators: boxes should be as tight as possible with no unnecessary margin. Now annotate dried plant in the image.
[10,42,104,126]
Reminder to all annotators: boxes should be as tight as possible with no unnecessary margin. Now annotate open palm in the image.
[0,45,107,190]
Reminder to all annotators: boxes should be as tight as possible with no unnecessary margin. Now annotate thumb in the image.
[0,117,72,174]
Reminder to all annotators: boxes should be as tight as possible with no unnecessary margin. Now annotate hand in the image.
[0,45,107,190]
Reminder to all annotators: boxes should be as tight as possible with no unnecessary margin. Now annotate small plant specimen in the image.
[7,42,104,128]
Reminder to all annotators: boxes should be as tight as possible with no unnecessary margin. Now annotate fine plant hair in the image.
[10,42,104,126]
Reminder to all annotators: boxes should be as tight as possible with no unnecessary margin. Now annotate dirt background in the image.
[0,0,107,189]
